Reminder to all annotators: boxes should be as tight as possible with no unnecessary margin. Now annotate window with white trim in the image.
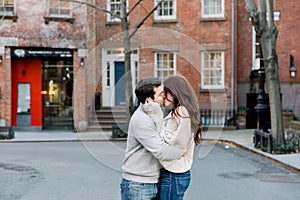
[155,52,176,81]
[154,0,176,20]
[107,0,122,22]
[201,51,224,89]
[201,0,224,19]
[106,62,111,87]
[0,0,14,16]
[48,0,72,17]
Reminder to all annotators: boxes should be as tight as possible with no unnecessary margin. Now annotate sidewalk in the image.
[1,128,299,172]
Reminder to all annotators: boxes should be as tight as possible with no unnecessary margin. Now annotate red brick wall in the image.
[0,1,87,128]
[96,0,235,109]
[236,0,300,116]
[236,0,300,83]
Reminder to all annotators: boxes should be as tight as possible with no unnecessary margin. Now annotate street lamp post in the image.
[253,40,272,153]
[254,43,269,133]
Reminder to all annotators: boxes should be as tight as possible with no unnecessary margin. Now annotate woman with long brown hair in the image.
[159,74,201,200]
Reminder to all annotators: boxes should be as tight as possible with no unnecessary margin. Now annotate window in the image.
[154,0,176,21]
[155,52,176,81]
[106,62,111,87]
[48,0,71,17]
[201,0,224,19]
[17,83,30,113]
[201,52,224,89]
[0,0,14,16]
[107,0,122,22]
[134,61,139,86]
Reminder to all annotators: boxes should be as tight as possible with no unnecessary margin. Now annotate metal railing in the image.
[200,109,235,127]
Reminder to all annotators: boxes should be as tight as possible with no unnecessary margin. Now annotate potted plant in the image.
[236,107,247,129]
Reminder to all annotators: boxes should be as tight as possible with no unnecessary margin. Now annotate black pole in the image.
[254,42,269,133]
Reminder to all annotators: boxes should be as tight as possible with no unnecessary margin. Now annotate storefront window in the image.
[42,59,73,130]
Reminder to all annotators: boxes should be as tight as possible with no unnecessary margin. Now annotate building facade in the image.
[236,0,300,118]
[93,0,236,122]
[0,0,299,132]
[0,0,88,131]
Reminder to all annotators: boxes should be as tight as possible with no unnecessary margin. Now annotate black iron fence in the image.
[200,109,235,127]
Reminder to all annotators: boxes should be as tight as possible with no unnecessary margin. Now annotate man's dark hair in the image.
[135,77,161,104]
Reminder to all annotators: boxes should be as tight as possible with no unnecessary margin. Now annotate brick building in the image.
[0,0,88,131]
[88,0,237,130]
[0,0,299,132]
[236,0,300,123]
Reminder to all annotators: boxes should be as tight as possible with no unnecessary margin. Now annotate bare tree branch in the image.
[246,0,259,31]
[257,0,266,35]
[128,0,143,16]
[129,0,165,39]
[266,0,275,28]
[245,0,257,13]
[60,0,121,19]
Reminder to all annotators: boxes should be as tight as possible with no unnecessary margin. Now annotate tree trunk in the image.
[121,0,134,123]
[246,0,285,145]
[260,31,285,144]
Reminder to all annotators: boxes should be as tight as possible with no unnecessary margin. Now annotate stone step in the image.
[88,106,127,131]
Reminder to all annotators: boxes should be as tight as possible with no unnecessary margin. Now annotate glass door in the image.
[42,59,73,130]
[17,83,31,126]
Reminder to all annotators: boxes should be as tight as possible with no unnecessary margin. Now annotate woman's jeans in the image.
[159,169,191,200]
[120,178,158,200]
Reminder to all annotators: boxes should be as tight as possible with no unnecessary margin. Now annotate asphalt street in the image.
[1,141,300,200]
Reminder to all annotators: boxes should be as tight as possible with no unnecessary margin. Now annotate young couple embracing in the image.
[120,75,202,200]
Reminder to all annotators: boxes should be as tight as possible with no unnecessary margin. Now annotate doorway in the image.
[114,62,125,106]
[42,60,74,130]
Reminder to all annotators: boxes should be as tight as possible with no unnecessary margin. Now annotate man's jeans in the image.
[159,169,191,200]
[120,178,158,200]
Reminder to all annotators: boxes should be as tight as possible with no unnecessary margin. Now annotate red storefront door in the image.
[11,59,42,127]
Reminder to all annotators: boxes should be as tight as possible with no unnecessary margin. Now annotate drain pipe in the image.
[226,0,236,125]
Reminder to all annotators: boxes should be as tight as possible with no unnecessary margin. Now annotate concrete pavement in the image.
[1,128,299,173]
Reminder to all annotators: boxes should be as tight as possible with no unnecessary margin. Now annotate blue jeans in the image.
[159,169,191,200]
[120,178,159,200]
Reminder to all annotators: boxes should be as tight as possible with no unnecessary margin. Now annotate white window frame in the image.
[0,0,14,16]
[154,0,176,21]
[48,0,72,17]
[107,0,123,22]
[201,51,224,89]
[201,0,224,19]
[154,52,176,81]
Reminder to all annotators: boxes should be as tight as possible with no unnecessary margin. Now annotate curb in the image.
[215,139,300,174]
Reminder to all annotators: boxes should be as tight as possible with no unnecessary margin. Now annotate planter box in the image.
[290,120,300,130]
[283,113,295,128]
[236,113,246,129]
[0,126,15,140]
[112,124,128,138]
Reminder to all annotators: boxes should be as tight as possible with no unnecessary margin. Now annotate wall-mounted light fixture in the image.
[80,58,85,67]
[0,55,3,64]
[290,55,297,78]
